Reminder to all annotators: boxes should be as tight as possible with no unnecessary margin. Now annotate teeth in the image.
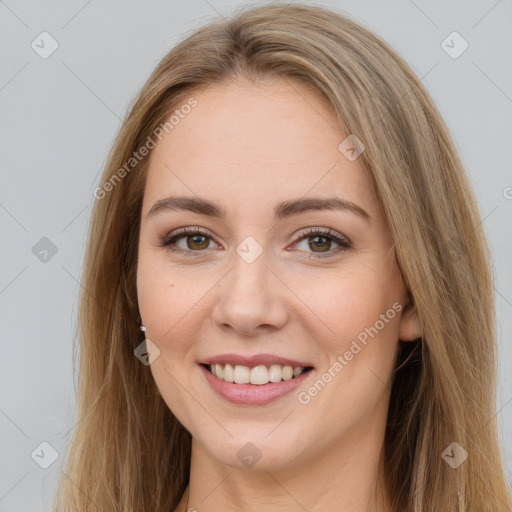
[209,363,307,385]
[223,363,234,382]
[250,365,269,385]
[214,364,224,379]
[282,366,294,380]
[268,364,283,383]
[234,365,250,384]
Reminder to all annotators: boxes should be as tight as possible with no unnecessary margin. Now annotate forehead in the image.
[142,77,376,219]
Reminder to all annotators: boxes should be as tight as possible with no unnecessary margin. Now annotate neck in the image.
[176,420,392,512]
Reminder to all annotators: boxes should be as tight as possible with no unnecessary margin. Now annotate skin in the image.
[136,76,421,512]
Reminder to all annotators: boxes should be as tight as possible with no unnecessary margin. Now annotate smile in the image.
[199,363,314,406]
[203,363,313,385]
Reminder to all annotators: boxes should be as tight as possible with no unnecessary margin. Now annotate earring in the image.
[134,323,161,366]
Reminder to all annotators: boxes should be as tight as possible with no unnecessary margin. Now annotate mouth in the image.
[200,363,314,386]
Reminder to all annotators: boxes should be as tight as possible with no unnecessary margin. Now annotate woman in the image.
[53,3,512,511]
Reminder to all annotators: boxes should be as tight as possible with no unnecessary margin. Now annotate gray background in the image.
[1,1,511,510]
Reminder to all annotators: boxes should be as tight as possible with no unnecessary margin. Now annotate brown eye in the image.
[308,235,333,253]
[160,227,217,256]
[290,228,351,259]
[185,234,210,250]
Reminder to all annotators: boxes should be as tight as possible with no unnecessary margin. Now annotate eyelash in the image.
[159,226,351,259]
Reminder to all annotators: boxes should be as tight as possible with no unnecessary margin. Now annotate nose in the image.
[211,246,289,336]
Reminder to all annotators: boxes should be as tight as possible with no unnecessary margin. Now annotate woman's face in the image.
[137,77,419,471]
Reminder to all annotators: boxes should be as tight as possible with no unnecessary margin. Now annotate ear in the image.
[398,303,421,342]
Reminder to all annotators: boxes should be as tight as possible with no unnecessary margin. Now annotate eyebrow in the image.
[146,195,371,223]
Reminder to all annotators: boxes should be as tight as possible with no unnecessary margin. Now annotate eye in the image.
[289,228,351,258]
[159,226,351,258]
[159,226,218,256]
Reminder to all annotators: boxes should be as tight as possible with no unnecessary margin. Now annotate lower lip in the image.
[200,365,314,406]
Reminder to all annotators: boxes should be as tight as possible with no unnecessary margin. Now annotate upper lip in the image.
[200,353,313,368]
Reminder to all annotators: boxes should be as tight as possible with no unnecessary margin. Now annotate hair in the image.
[52,3,512,511]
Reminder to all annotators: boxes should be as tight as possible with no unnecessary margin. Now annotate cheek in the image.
[136,254,217,361]
[137,250,186,317]
[306,270,403,407]
[299,265,402,351]
[136,258,203,423]
[296,275,401,430]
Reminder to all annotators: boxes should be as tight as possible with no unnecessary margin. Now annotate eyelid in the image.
[292,226,350,245]
[160,225,216,244]
[159,226,221,254]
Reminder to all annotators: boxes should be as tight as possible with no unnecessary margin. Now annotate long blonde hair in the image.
[52,3,512,511]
